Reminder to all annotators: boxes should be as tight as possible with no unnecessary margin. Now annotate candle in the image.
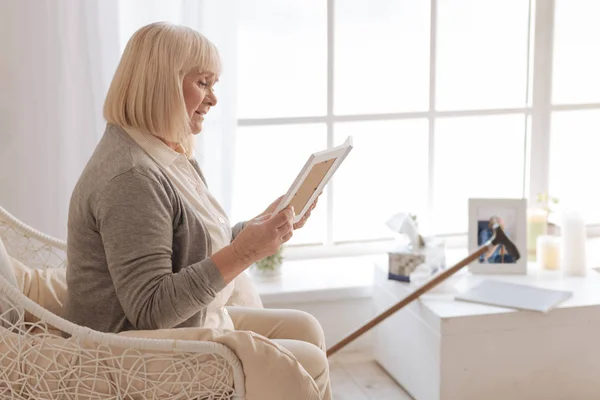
[537,235,560,271]
[527,208,548,261]
[560,210,588,276]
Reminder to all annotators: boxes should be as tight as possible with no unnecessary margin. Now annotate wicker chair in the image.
[0,205,246,399]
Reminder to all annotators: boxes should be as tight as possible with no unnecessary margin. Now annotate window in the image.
[549,0,600,223]
[334,1,430,115]
[552,0,600,104]
[232,0,599,256]
[237,0,327,118]
[436,0,530,111]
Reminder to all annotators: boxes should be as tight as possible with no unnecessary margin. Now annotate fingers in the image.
[293,221,304,230]
[282,231,293,243]
[293,200,316,229]
[261,206,294,244]
[268,196,284,209]
[269,206,294,229]
[294,218,307,230]
[294,217,307,229]
[276,210,294,236]
[254,213,272,223]
[305,206,314,217]
[268,195,285,209]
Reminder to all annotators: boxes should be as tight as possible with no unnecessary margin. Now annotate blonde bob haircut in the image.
[104,22,221,150]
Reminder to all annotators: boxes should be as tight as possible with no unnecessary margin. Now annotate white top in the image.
[126,129,235,330]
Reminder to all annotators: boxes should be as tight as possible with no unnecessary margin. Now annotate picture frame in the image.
[468,198,527,275]
[274,136,353,223]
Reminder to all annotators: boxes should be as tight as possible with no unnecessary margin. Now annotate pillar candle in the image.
[537,235,560,271]
[560,210,587,276]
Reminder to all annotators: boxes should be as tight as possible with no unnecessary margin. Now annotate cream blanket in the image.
[3,257,319,400]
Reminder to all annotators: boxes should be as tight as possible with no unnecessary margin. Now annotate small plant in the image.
[255,246,284,271]
[536,192,560,214]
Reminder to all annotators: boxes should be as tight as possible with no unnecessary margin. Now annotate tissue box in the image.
[388,252,426,279]
[388,238,446,282]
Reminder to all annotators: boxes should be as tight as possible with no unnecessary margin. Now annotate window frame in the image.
[235,0,600,259]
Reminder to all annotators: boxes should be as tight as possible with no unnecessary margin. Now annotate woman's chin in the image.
[190,122,203,135]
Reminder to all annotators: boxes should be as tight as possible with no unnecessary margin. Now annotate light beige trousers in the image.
[227,307,332,400]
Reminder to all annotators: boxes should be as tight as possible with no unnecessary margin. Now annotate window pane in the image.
[432,115,526,233]
[436,0,530,110]
[334,0,430,115]
[231,124,327,245]
[553,0,600,104]
[237,0,326,118]
[549,110,600,222]
[333,120,429,242]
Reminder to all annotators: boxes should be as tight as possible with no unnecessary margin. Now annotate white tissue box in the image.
[388,237,446,279]
[388,252,426,277]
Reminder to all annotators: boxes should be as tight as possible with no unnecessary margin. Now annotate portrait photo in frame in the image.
[468,198,527,274]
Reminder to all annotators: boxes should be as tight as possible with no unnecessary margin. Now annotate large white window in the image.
[231,0,600,256]
[549,0,600,224]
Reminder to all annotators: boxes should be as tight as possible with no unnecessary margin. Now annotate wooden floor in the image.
[329,351,413,400]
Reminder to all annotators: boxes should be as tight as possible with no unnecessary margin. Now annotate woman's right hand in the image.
[230,205,295,265]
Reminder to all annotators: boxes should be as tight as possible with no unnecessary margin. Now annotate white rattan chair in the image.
[0,205,246,399]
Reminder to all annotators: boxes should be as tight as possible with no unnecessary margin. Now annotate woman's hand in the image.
[230,205,295,265]
[255,191,321,231]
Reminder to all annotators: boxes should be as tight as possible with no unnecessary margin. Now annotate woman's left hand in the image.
[257,193,321,230]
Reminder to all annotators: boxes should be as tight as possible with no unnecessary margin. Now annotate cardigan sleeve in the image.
[231,221,246,241]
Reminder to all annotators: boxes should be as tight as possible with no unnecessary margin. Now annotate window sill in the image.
[280,224,600,262]
[253,236,600,306]
[253,255,386,305]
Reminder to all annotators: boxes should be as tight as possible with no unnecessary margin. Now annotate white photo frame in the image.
[468,198,527,275]
[274,137,353,223]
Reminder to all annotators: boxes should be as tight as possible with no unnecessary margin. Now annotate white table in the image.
[372,254,600,400]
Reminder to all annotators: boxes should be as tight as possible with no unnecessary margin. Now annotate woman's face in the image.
[182,72,218,134]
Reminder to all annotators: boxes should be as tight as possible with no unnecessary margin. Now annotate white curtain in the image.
[0,0,238,239]
[0,0,120,239]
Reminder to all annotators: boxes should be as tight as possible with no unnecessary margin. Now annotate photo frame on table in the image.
[468,198,527,275]
[274,137,353,224]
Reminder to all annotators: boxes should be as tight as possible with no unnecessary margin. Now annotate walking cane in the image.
[326,224,520,358]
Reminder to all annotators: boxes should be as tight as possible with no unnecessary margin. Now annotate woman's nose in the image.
[206,91,218,106]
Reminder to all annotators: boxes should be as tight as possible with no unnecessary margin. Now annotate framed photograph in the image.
[468,198,527,275]
[274,136,353,223]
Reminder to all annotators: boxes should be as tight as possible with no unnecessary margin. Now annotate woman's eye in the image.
[198,81,208,87]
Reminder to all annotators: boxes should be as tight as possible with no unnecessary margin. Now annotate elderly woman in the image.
[63,22,331,399]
